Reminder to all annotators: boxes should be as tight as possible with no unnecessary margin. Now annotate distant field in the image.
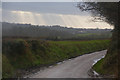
[3,32,112,41]
[2,39,110,78]
[49,39,109,44]
[3,22,112,40]
[72,33,112,40]
[77,33,112,37]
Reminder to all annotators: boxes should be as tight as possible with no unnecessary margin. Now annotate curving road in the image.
[26,50,107,78]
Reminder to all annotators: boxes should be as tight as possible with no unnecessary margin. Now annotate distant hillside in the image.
[2,22,112,40]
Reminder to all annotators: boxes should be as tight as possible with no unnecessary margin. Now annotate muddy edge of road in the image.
[17,50,106,78]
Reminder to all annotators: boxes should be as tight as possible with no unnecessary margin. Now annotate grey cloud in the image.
[2,2,89,16]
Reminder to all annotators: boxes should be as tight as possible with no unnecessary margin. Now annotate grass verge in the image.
[2,39,110,78]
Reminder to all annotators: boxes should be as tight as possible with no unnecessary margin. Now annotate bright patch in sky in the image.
[2,2,113,29]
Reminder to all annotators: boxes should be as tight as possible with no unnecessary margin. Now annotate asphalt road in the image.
[26,50,107,78]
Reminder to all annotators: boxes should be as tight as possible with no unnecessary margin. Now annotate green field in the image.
[2,39,110,78]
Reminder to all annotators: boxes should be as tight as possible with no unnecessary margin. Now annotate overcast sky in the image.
[2,2,113,29]
[2,0,119,2]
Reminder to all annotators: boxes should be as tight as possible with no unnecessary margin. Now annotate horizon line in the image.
[2,21,113,29]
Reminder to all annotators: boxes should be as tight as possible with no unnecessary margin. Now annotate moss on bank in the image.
[93,42,118,77]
